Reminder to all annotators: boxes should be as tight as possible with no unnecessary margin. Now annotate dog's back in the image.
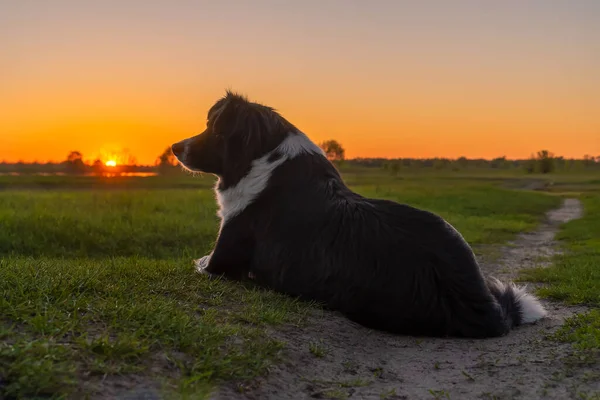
[247,153,509,337]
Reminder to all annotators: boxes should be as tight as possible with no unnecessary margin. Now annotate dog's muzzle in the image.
[171,140,186,159]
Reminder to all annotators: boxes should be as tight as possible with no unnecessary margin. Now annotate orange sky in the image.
[1,1,599,164]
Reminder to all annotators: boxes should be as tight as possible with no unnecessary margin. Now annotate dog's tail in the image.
[485,276,547,328]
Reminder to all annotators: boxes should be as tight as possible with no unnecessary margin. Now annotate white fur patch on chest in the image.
[215,132,324,224]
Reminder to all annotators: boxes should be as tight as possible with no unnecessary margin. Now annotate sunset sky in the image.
[1,0,598,164]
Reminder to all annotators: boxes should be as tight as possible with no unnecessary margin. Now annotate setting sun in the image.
[105,160,117,167]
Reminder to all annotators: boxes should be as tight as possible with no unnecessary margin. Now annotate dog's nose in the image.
[171,141,185,157]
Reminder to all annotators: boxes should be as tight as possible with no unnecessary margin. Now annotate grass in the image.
[380,388,398,399]
[552,310,600,356]
[519,192,600,367]
[0,189,219,259]
[0,170,568,398]
[0,177,561,259]
[520,194,600,306]
[308,340,328,358]
[0,173,217,191]
[0,257,314,398]
[428,388,451,399]
[300,377,372,400]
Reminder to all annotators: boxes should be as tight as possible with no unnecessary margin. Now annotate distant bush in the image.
[318,140,345,162]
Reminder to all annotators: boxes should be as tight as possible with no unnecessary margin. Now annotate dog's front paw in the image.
[193,255,219,279]
[194,255,211,272]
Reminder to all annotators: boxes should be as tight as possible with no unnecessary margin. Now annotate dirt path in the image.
[214,198,595,400]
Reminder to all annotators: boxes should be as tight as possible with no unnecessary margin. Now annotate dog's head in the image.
[172,91,297,186]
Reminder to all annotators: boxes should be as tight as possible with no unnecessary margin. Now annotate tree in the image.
[491,156,509,169]
[583,154,595,167]
[456,156,469,169]
[319,139,345,162]
[67,151,82,162]
[536,150,555,174]
[156,147,179,175]
[92,159,104,176]
[65,151,86,174]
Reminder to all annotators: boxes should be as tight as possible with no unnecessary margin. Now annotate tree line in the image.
[1,141,598,175]
[377,150,600,175]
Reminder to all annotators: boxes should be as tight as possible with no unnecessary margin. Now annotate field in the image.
[0,168,598,399]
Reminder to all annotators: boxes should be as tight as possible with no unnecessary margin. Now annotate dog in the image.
[171,90,547,338]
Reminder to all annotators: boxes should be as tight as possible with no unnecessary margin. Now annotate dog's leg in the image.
[194,223,254,281]
[194,253,215,276]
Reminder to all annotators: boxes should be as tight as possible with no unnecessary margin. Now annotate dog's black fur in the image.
[171,90,546,338]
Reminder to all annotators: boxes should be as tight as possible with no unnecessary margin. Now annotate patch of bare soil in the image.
[214,198,597,400]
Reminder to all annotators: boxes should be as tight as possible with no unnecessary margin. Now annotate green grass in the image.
[300,377,372,400]
[0,190,219,259]
[520,194,600,306]
[552,310,600,354]
[0,172,565,398]
[519,193,600,367]
[0,173,218,191]
[0,257,313,398]
[308,340,328,358]
[0,179,561,259]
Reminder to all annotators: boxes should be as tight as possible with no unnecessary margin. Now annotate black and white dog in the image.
[171,91,547,338]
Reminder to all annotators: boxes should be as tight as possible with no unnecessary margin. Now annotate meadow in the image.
[0,168,598,399]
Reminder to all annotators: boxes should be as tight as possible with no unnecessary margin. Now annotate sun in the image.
[105,160,117,167]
